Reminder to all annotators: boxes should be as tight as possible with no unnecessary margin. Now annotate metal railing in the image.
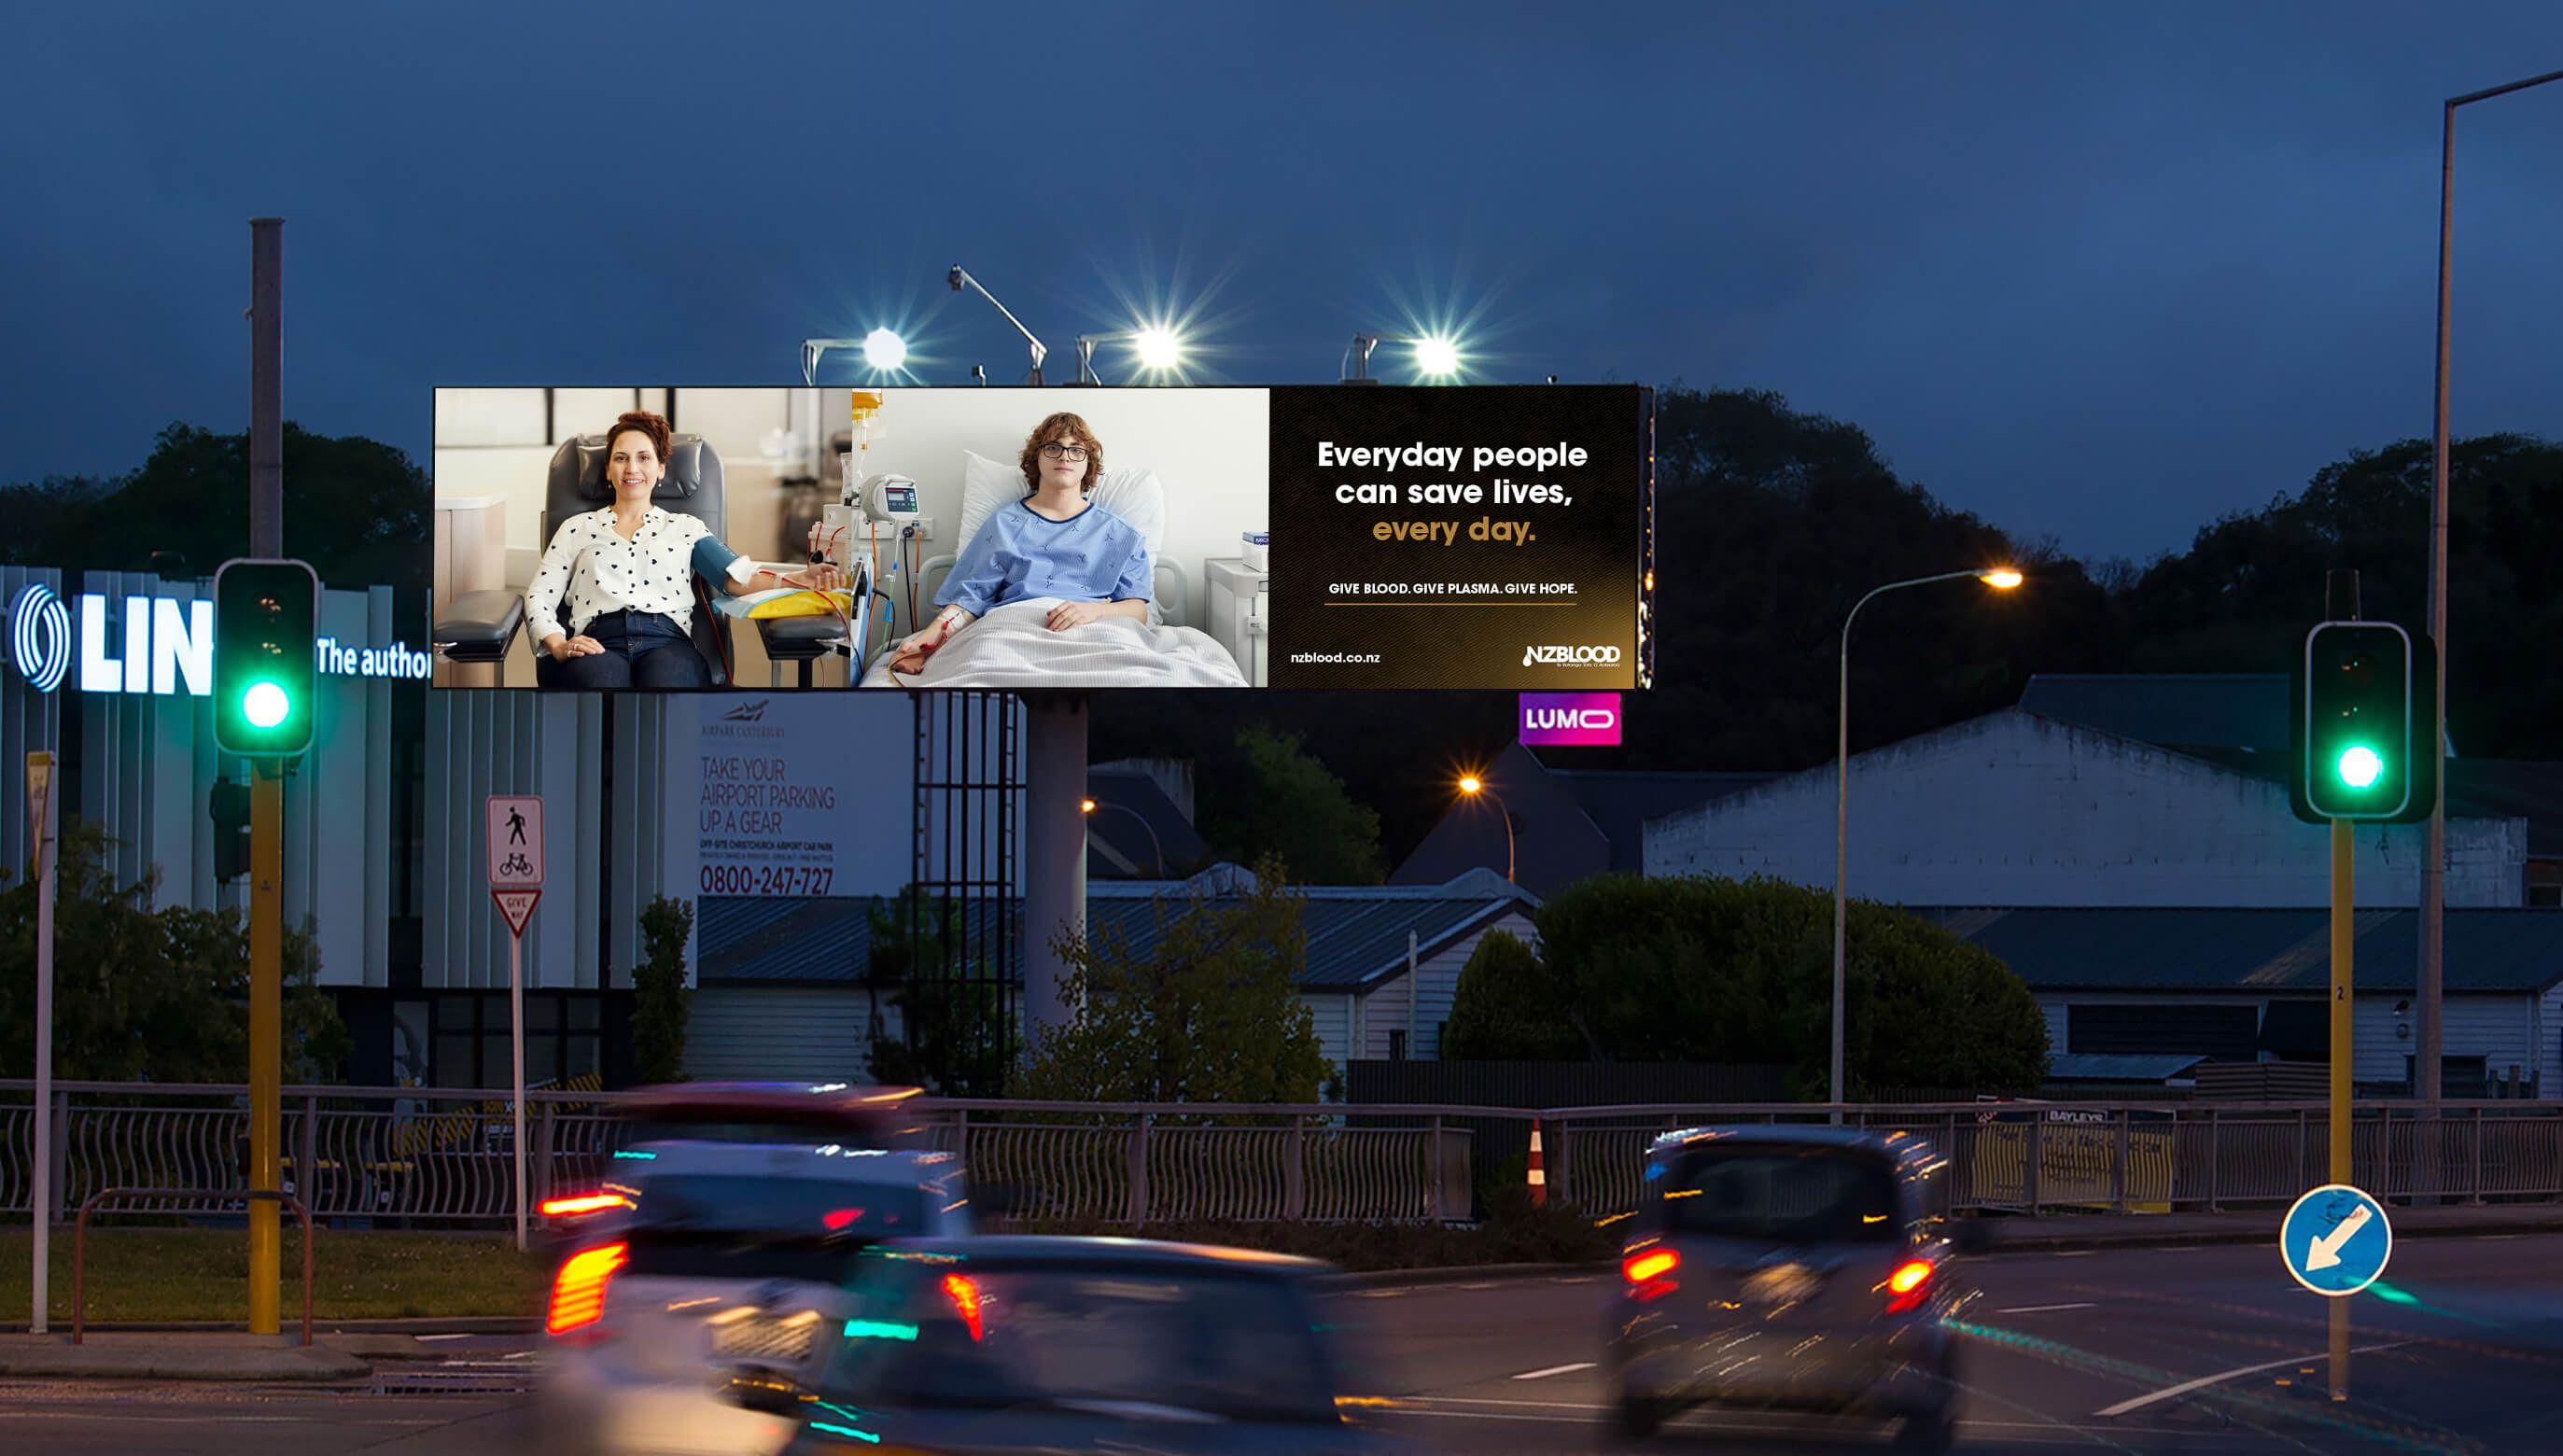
[5,1083,2556,1228]
[74,1186,313,1346]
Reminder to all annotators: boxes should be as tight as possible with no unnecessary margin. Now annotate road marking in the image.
[1352,1288,1408,1298]
[1370,1399,2218,1439]
[2051,1249,2094,1257]
[414,1332,471,1341]
[2474,1234,2523,1240]
[2093,1339,2416,1418]
[1510,1362,1595,1380]
[1995,1302,2097,1314]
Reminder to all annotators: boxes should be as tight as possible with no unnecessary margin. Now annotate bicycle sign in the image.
[486,796,543,889]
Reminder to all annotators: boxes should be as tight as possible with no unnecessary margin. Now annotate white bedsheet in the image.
[861,598,1246,689]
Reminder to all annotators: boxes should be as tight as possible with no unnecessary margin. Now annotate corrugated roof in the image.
[697,870,1534,992]
[2045,1053,2207,1082]
[1912,906,2563,993]
[695,896,875,983]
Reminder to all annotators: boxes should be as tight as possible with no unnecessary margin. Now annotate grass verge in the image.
[0,1227,548,1323]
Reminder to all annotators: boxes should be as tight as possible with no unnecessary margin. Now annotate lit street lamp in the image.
[1832,567,2023,1114]
[1456,774,1515,883]
[801,329,908,385]
[1081,796,1166,878]
[948,265,1048,385]
[1343,331,1464,383]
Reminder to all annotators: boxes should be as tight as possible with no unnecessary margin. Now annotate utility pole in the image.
[246,217,285,1337]
[2326,568,2358,1403]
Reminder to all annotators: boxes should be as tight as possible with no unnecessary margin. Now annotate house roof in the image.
[2021,673,2563,854]
[1912,906,2563,994]
[695,867,1536,993]
[2044,1053,2207,1083]
[2018,673,2294,759]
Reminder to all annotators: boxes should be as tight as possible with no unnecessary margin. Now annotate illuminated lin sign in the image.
[7,582,429,697]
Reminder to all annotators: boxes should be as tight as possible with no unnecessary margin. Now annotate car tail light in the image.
[942,1271,984,1341]
[1621,1248,1679,1285]
[547,1241,628,1335]
[1884,1257,1934,1314]
[539,1191,631,1218]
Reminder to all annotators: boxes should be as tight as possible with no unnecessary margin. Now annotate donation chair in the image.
[433,433,739,687]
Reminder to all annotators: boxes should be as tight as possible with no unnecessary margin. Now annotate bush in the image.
[1446,874,2047,1097]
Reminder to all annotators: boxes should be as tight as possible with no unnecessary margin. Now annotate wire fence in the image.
[4,1082,2556,1227]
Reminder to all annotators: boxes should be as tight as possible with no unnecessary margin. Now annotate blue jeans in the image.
[544,609,711,689]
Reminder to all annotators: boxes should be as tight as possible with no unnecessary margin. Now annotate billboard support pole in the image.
[1022,694,1086,1054]
[246,217,284,1337]
[28,752,55,1334]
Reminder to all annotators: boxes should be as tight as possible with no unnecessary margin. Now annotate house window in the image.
[2407,1055,2490,1099]
[1389,1029,1408,1061]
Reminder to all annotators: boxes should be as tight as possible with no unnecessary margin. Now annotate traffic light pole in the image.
[246,217,284,1336]
[248,762,283,1335]
[2329,815,2353,1403]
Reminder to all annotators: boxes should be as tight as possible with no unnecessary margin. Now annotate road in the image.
[1,1235,2556,1453]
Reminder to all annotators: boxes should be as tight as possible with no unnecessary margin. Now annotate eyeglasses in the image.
[1038,443,1090,463]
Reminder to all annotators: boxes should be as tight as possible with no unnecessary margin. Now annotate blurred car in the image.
[538,1082,970,1456]
[732,1236,1394,1455]
[1604,1126,1986,1453]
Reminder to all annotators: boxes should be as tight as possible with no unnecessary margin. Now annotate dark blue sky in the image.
[5,2,2558,559]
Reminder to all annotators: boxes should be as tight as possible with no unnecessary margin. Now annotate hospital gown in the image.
[935,499,1152,616]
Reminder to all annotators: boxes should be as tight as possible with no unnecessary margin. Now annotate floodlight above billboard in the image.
[428,385,1653,693]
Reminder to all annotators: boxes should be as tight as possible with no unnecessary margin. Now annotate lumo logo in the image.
[1520,692,1623,747]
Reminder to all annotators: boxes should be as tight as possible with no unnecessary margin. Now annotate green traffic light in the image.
[2336,745,2383,789]
[243,679,291,730]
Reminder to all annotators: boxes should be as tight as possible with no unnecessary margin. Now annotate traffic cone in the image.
[1528,1121,1548,1209]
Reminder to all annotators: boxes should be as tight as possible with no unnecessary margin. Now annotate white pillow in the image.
[957,449,1168,617]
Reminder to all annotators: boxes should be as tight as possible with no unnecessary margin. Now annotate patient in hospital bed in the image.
[875,412,1245,688]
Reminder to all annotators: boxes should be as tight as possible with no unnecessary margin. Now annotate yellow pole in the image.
[2329,816,2352,1402]
[248,764,283,1336]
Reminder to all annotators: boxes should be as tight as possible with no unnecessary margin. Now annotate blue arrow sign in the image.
[2279,1183,2392,1297]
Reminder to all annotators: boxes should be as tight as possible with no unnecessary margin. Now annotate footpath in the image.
[6,1201,2556,1380]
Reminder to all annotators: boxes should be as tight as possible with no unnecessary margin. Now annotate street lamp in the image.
[801,329,908,385]
[1343,331,1464,383]
[1456,774,1515,883]
[2420,67,2563,1115]
[1081,796,1166,878]
[948,265,1048,385]
[1832,567,2024,1114]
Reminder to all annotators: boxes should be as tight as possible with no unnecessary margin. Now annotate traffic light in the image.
[213,558,318,757]
[210,780,249,881]
[2290,621,2438,824]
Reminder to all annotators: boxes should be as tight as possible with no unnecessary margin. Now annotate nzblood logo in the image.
[1522,643,1621,666]
[8,584,72,693]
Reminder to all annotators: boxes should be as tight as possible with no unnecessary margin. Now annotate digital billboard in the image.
[429,385,1651,693]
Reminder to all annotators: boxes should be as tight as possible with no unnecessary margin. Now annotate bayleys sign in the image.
[7,581,430,697]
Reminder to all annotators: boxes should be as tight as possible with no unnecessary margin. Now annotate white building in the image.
[1646,707,2528,907]
[1643,679,2563,1097]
